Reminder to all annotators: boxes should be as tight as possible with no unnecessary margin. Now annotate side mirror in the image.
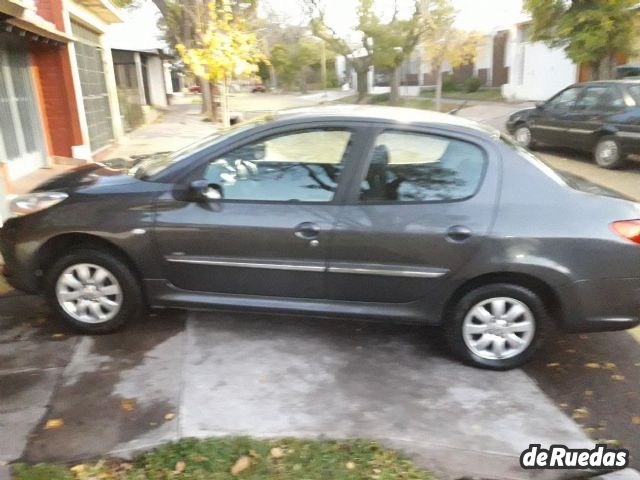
[189,179,223,201]
[535,101,546,109]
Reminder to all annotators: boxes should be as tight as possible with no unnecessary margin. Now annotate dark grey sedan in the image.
[2,106,640,370]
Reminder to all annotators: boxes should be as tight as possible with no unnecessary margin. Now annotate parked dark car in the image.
[251,83,266,93]
[506,80,640,169]
[2,106,640,370]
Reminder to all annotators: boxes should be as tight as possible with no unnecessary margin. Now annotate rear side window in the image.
[359,131,486,203]
[576,86,625,110]
[628,85,640,104]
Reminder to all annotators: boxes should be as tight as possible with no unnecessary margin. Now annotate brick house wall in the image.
[29,0,83,158]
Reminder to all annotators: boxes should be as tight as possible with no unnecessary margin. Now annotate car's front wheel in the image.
[45,248,143,333]
[594,136,627,169]
[445,284,546,370]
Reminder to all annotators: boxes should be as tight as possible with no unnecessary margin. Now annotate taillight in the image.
[612,220,640,244]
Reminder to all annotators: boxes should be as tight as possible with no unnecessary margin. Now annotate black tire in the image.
[593,135,627,169]
[514,124,537,150]
[44,247,144,333]
[444,284,547,370]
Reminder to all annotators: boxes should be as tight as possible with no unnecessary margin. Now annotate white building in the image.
[501,20,578,101]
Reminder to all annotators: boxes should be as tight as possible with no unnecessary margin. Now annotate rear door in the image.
[326,126,499,310]
[565,85,627,150]
[532,86,582,145]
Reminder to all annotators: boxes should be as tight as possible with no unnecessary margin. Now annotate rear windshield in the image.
[499,134,631,200]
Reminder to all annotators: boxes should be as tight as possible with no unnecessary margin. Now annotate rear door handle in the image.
[446,225,472,243]
[294,222,320,240]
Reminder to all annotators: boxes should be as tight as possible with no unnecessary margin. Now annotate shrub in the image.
[464,76,484,93]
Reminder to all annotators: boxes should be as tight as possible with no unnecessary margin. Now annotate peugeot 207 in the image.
[1,105,639,370]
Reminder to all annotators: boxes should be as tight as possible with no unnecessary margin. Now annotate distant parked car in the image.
[251,83,266,93]
[2,106,640,370]
[506,80,640,169]
[187,85,201,94]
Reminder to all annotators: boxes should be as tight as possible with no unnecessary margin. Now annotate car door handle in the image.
[294,222,320,240]
[446,225,473,243]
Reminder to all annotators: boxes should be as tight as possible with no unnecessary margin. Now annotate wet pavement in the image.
[0,292,597,480]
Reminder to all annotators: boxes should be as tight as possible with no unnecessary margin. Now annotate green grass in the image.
[336,93,456,113]
[13,437,436,480]
[419,88,505,102]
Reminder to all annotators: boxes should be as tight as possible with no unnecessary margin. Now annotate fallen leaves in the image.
[611,374,625,382]
[546,362,561,368]
[345,461,356,470]
[231,456,251,475]
[164,413,176,421]
[44,418,64,430]
[270,447,284,459]
[572,407,590,420]
[584,362,600,369]
[120,399,136,412]
[174,460,186,473]
[632,416,640,425]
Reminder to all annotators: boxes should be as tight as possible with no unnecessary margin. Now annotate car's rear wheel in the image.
[445,284,547,370]
[514,125,537,150]
[45,248,143,333]
[594,136,627,169]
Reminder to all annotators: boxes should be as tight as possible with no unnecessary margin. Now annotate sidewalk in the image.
[95,97,216,161]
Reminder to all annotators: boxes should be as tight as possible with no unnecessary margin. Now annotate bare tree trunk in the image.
[269,64,277,90]
[390,66,401,105]
[435,65,443,112]
[590,62,600,81]
[356,68,368,103]
[201,78,212,116]
[220,78,230,128]
[320,41,327,89]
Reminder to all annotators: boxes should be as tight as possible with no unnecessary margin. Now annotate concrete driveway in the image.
[1,292,594,480]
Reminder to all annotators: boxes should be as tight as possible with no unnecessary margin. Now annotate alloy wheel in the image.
[515,126,532,148]
[462,297,535,360]
[595,140,619,167]
[55,263,122,324]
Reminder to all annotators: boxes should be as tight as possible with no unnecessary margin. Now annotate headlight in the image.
[10,192,68,217]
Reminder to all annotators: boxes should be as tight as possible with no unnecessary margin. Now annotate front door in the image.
[531,86,582,146]
[154,126,360,299]
[327,127,498,309]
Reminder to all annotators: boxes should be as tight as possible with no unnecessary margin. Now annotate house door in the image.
[71,22,114,152]
[0,37,47,181]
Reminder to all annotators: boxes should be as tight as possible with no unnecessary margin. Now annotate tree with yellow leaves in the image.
[420,0,482,111]
[175,0,266,126]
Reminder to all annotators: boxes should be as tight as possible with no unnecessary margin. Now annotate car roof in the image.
[578,79,640,86]
[272,104,500,139]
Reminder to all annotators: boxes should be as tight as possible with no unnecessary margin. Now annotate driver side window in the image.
[203,128,353,202]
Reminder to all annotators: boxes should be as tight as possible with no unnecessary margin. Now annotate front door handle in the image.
[446,225,472,243]
[294,222,320,240]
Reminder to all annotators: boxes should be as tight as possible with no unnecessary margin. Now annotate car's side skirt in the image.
[144,279,437,325]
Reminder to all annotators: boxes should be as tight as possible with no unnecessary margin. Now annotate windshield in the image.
[132,115,272,179]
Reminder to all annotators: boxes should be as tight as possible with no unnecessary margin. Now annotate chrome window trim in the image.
[166,256,448,278]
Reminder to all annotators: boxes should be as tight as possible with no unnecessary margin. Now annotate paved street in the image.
[2,94,640,479]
